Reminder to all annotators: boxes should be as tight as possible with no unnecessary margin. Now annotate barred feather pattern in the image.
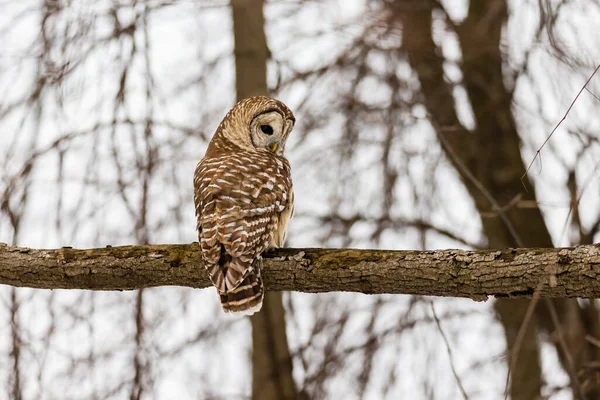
[193,97,294,315]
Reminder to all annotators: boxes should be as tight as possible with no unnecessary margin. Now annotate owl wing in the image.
[270,185,294,248]
[194,152,292,293]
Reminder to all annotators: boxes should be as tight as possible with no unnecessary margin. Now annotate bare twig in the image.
[521,63,600,182]
[433,120,524,247]
[545,298,587,400]
[430,301,469,400]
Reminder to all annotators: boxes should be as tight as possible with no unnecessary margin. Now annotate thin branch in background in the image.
[521,63,600,182]
[430,301,469,400]
[130,290,145,400]
[557,151,600,246]
[313,213,485,249]
[356,298,384,398]
[586,217,600,244]
[544,298,587,400]
[9,288,22,400]
[432,119,524,247]
[584,87,600,102]
[585,335,600,349]
[504,288,541,400]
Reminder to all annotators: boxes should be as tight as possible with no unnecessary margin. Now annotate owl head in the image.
[215,96,295,156]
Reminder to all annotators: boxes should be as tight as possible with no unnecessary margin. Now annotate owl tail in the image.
[220,270,264,315]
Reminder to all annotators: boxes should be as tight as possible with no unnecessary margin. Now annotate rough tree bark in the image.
[396,0,600,398]
[1,242,599,297]
[231,1,297,399]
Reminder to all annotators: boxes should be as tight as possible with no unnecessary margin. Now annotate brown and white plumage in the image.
[194,96,295,315]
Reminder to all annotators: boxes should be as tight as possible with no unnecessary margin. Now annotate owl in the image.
[193,96,295,315]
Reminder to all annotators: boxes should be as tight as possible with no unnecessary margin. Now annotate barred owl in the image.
[193,96,295,315]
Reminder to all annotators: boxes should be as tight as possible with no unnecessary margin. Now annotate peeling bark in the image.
[1,243,599,298]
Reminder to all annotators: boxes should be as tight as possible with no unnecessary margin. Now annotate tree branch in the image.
[1,243,600,299]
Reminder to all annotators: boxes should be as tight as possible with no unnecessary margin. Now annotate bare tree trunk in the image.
[231,1,297,399]
[397,1,600,398]
[396,5,540,397]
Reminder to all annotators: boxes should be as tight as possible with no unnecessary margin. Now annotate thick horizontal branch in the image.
[0,242,599,299]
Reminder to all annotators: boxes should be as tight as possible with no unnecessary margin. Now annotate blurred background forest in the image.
[1,0,600,399]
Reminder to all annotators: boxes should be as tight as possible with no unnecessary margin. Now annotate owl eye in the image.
[260,125,273,135]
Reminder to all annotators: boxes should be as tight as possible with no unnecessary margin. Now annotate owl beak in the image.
[270,142,279,153]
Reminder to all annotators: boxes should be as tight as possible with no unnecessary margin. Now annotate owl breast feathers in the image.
[193,96,295,315]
